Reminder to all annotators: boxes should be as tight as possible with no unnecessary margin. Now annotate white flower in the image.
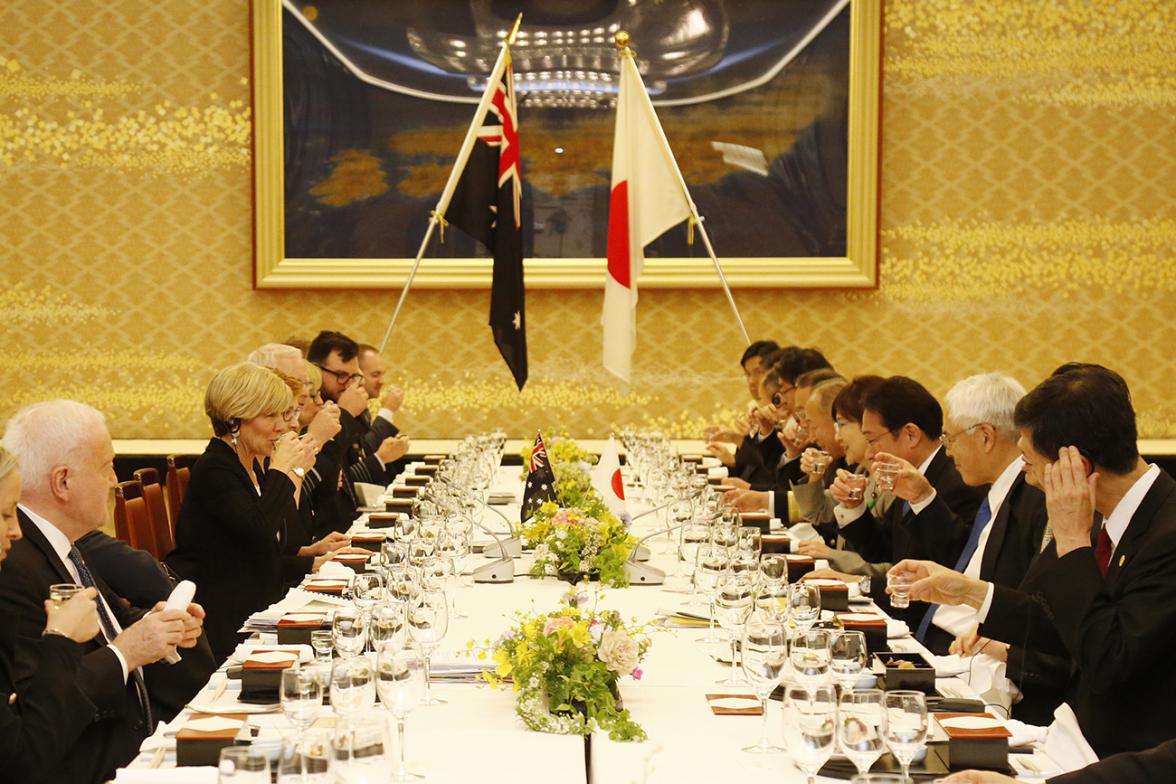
[597,628,640,675]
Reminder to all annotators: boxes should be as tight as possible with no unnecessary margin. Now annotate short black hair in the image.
[863,376,943,439]
[307,330,359,364]
[766,346,832,387]
[1014,364,1138,474]
[740,340,779,368]
[832,375,885,423]
[796,368,843,390]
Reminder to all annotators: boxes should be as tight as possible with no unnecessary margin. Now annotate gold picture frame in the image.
[252,0,881,290]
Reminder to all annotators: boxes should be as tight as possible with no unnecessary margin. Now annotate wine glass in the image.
[370,600,407,652]
[219,746,270,782]
[759,554,788,598]
[790,628,832,689]
[331,608,368,659]
[328,656,375,717]
[377,646,426,783]
[678,523,709,602]
[280,666,323,747]
[838,688,886,777]
[741,610,788,753]
[883,690,927,782]
[787,582,822,635]
[351,573,384,652]
[407,589,449,706]
[330,716,389,783]
[276,729,331,782]
[693,543,729,645]
[783,684,837,784]
[830,630,868,693]
[387,565,421,607]
[714,571,755,684]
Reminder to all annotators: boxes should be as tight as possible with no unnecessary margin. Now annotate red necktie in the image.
[1094,526,1113,576]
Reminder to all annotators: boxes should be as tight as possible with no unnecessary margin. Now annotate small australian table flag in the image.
[521,431,557,524]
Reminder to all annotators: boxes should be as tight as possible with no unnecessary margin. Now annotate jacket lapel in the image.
[980,474,1020,578]
[1104,471,1176,586]
[16,508,75,584]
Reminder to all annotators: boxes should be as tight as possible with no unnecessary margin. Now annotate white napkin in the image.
[707,466,729,479]
[708,696,759,710]
[245,651,298,665]
[281,612,325,623]
[353,482,384,506]
[928,654,970,678]
[305,579,348,589]
[115,769,217,784]
[184,716,245,733]
[230,643,311,664]
[1039,703,1099,772]
[701,456,721,468]
[787,522,821,542]
[939,716,1006,731]
[316,560,352,578]
[839,612,883,623]
[885,619,910,638]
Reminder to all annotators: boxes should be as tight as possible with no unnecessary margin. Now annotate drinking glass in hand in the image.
[331,608,368,659]
[369,600,407,652]
[787,582,822,635]
[377,646,426,783]
[830,630,868,692]
[886,573,911,609]
[328,656,375,717]
[407,589,449,706]
[873,460,902,493]
[883,690,927,782]
[741,611,787,753]
[49,583,84,607]
[790,628,832,690]
[714,571,755,685]
[838,688,886,777]
[783,684,837,784]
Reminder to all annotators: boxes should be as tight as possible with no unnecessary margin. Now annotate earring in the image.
[230,427,239,447]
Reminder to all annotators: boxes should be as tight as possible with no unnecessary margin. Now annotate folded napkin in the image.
[927,654,970,678]
[706,466,729,479]
[230,643,311,665]
[786,522,821,543]
[182,715,245,734]
[317,560,353,578]
[115,769,217,784]
[701,456,721,468]
[1038,703,1098,773]
[706,693,761,716]
[353,482,385,507]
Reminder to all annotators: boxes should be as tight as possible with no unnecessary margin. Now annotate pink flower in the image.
[544,617,574,636]
[631,667,643,681]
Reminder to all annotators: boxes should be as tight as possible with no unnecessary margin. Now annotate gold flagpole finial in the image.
[507,13,523,46]
[614,30,633,56]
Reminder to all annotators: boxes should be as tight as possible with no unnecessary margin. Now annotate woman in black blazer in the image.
[167,363,316,661]
[0,445,106,778]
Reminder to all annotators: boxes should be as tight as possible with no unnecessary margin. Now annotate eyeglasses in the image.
[770,386,796,408]
[863,429,898,447]
[281,407,301,423]
[314,364,364,386]
[940,423,985,448]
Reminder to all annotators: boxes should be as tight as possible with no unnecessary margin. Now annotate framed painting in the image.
[252,0,881,289]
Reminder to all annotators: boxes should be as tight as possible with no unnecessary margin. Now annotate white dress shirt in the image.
[19,504,131,682]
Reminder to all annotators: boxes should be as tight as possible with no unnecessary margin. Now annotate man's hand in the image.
[381,384,405,413]
[831,468,864,509]
[949,624,1007,661]
[337,380,369,417]
[377,435,410,464]
[309,531,350,556]
[306,401,341,445]
[1044,446,1097,557]
[752,406,776,437]
[148,600,204,649]
[703,425,742,445]
[803,567,858,583]
[113,610,187,669]
[941,771,1017,784]
[887,560,989,609]
[725,488,769,513]
[872,452,934,504]
[724,477,751,491]
[704,442,735,467]
[43,587,101,643]
[795,539,835,559]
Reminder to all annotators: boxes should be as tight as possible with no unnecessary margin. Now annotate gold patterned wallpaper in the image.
[1,0,1174,442]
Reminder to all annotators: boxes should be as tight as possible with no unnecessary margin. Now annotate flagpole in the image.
[379,15,523,353]
[615,33,751,347]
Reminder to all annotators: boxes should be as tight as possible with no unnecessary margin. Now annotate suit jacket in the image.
[732,432,781,486]
[358,407,399,454]
[984,469,1176,756]
[0,512,149,783]
[166,438,296,661]
[0,633,97,781]
[1047,737,1176,784]
[839,448,986,623]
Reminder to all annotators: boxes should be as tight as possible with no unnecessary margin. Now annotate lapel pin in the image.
[1119,554,1126,567]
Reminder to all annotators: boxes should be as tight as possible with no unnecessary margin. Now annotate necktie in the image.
[1094,525,1113,576]
[915,497,992,642]
[67,545,154,730]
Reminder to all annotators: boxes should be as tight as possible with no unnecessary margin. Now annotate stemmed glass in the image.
[830,630,868,693]
[838,688,887,777]
[883,690,927,782]
[377,645,426,782]
[330,717,388,783]
[714,571,755,684]
[740,610,787,753]
[783,684,837,784]
[693,543,729,645]
[280,667,323,781]
[351,573,383,652]
[276,730,330,783]
[328,656,375,718]
[407,589,449,706]
[331,608,367,659]
[790,629,832,689]
[369,600,407,653]
[678,523,709,602]
[759,554,788,598]
[787,582,822,636]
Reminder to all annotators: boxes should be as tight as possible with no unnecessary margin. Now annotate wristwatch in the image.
[293,466,306,478]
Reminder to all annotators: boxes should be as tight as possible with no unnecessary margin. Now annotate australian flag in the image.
[444,48,528,390]
[521,431,557,524]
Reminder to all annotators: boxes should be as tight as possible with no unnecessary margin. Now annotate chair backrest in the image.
[114,479,156,554]
[166,454,197,530]
[134,467,173,558]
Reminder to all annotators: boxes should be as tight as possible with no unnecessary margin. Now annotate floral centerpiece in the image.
[474,591,650,741]
[519,433,597,481]
[523,501,636,587]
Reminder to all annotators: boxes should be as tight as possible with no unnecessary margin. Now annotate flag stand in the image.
[378,14,524,354]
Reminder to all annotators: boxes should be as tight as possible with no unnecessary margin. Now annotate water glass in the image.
[883,690,927,781]
[377,646,426,783]
[280,666,323,737]
[277,729,331,782]
[369,601,407,652]
[787,582,822,634]
[783,684,837,784]
[693,543,729,645]
[714,571,755,684]
[218,746,270,782]
[830,630,868,692]
[741,611,787,753]
[49,583,84,607]
[329,656,375,717]
[886,572,911,609]
[331,608,368,659]
[408,589,449,706]
[839,688,886,776]
[310,630,333,662]
[759,554,788,597]
[330,716,389,783]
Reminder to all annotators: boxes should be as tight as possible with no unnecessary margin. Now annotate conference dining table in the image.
[116,453,1012,784]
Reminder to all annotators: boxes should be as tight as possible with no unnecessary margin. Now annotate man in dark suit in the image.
[942,737,1176,783]
[832,376,986,623]
[0,400,205,784]
[357,342,406,454]
[891,364,1176,757]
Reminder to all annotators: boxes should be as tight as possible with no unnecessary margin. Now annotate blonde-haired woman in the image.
[0,445,106,775]
[167,362,316,660]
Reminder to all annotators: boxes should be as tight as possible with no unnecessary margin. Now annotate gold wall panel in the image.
[1,0,1174,442]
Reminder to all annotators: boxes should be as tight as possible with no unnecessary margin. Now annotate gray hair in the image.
[1,400,107,494]
[246,343,304,371]
[944,373,1026,437]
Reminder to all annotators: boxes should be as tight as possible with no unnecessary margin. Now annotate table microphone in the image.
[470,514,516,584]
[162,579,196,664]
[623,521,690,586]
[478,500,523,559]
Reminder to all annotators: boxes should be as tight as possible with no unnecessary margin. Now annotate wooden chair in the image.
[166,454,197,531]
[114,479,157,555]
[134,467,173,559]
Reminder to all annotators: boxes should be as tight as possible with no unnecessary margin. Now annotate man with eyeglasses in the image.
[829,375,985,622]
[307,331,409,516]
